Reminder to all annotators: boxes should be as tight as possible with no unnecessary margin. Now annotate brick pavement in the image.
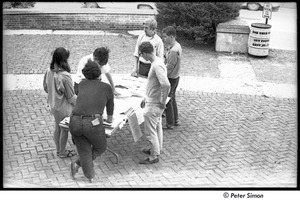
[3,89,297,188]
[2,31,297,188]
[2,34,139,75]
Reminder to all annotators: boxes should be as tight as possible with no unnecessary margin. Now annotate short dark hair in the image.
[163,26,176,37]
[139,41,154,55]
[82,59,101,80]
[93,47,110,66]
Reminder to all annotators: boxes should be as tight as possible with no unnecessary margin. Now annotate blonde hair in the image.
[143,18,157,30]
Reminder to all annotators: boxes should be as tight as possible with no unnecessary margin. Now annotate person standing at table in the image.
[69,59,114,183]
[139,41,170,164]
[131,17,164,78]
[43,47,77,158]
[74,47,120,96]
[162,26,182,129]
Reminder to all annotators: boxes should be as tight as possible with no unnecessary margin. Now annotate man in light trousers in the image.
[138,41,170,164]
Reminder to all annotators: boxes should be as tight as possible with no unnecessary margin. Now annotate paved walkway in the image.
[3,89,297,188]
[3,30,297,99]
[3,73,296,99]
[2,30,297,188]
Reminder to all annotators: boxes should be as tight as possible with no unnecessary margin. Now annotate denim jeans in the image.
[69,115,107,180]
[166,77,180,126]
[143,103,164,160]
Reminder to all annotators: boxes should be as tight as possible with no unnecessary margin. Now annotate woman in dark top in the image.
[69,59,114,183]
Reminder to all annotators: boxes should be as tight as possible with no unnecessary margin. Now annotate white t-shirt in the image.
[133,33,164,64]
[74,54,111,84]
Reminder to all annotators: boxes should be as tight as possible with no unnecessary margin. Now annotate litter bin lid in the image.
[251,23,272,29]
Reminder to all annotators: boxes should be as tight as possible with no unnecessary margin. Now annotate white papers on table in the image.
[115,75,147,98]
[114,88,132,98]
[113,96,144,115]
[102,114,127,130]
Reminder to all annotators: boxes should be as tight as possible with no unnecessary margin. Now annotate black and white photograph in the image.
[2,1,298,197]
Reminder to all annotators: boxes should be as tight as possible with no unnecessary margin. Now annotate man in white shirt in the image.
[131,17,164,78]
[74,47,119,95]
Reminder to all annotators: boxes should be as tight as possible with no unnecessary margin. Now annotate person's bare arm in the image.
[131,56,139,77]
[105,72,120,96]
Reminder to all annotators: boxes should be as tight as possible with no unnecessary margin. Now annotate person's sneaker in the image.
[139,158,159,164]
[70,162,79,180]
[142,148,151,155]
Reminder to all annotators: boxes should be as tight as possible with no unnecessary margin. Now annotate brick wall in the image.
[3,9,156,31]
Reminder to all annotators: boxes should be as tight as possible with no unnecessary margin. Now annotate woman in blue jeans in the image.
[69,59,114,183]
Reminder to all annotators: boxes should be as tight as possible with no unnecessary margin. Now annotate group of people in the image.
[43,17,182,182]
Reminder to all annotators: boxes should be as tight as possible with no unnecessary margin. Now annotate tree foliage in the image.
[3,2,35,9]
[156,2,242,44]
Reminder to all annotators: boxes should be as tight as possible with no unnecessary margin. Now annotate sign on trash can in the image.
[248,3,273,57]
[248,23,272,57]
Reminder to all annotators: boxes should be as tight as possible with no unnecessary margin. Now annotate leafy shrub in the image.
[156,2,242,44]
[3,2,35,9]
[82,2,100,8]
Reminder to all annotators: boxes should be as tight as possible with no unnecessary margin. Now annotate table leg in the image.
[106,146,119,164]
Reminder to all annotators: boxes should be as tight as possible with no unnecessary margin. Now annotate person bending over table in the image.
[74,47,120,96]
[138,41,170,164]
[69,59,114,183]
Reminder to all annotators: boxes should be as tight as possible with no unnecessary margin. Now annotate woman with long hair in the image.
[43,47,77,158]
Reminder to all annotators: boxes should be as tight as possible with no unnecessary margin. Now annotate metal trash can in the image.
[248,23,272,57]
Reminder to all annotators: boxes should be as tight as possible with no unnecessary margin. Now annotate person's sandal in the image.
[59,150,77,158]
[139,158,159,164]
[142,148,151,155]
[163,125,173,130]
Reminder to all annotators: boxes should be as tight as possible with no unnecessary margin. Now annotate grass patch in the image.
[249,49,297,85]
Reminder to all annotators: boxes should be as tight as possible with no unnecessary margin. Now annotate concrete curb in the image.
[3,74,296,99]
[3,29,120,36]
[3,29,296,99]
